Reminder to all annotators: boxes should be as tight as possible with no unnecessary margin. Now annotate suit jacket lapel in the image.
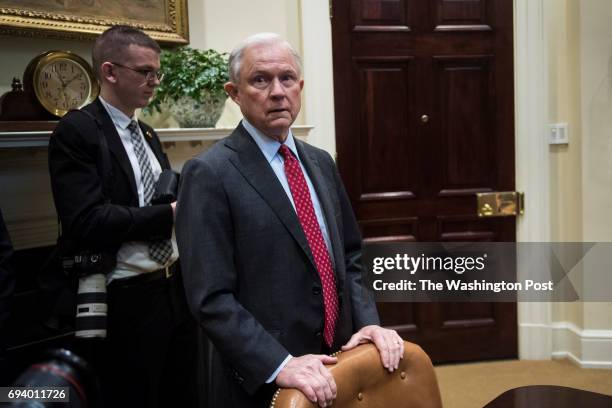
[225,125,318,273]
[89,99,138,198]
[296,140,346,290]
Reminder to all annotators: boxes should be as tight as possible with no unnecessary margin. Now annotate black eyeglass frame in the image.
[109,61,164,82]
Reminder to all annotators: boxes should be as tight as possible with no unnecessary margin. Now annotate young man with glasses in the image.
[48,25,197,407]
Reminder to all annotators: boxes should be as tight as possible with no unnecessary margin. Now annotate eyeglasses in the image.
[110,62,164,82]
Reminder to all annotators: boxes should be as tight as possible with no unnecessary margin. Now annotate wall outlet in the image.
[549,123,569,145]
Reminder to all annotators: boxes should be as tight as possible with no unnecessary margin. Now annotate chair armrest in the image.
[270,341,443,408]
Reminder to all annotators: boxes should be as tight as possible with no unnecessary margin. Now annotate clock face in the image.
[36,58,92,115]
[30,52,99,117]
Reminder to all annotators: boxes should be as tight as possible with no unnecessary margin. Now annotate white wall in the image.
[184,0,305,130]
[580,0,612,243]
[0,35,92,96]
[178,0,337,153]
[578,0,612,341]
[541,0,612,367]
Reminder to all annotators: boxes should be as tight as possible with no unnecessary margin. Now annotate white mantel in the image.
[0,125,313,250]
[0,126,314,148]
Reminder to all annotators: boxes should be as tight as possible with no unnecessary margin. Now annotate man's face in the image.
[225,42,304,142]
[108,44,161,112]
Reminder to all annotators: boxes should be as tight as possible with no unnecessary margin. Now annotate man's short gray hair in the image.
[228,33,303,83]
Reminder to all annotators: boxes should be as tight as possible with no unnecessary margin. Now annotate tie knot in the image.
[128,120,139,133]
[278,144,294,161]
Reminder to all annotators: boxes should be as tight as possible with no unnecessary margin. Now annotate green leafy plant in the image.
[147,46,229,113]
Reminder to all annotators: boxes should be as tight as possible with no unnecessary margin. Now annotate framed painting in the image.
[0,0,188,44]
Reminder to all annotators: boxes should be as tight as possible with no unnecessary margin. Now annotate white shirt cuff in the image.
[266,354,293,383]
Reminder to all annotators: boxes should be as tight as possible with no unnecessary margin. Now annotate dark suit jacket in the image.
[49,98,173,254]
[0,210,14,349]
[176,123,380,407]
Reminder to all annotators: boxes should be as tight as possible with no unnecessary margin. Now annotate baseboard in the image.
[519,322,552,359]
[551,322,612,369]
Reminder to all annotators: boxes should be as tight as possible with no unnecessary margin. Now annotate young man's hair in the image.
[92,25,161,80]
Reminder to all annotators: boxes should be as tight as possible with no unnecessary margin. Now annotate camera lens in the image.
[75,273,107,338]
[9,349,96,408]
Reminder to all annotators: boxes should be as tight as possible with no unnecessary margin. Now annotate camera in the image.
[75,273,107,339]
[61,250,112,278]
[151,169,179,204]
[8,348,97,407]
[58,249,113,339]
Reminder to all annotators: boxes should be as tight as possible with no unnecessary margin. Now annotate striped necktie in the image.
[127,120,173,265]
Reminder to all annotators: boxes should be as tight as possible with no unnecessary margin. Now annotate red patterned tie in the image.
[278,144,338,347]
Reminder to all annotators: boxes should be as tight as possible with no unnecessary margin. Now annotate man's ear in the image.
[100,62,117,84]
[224,82,240,105]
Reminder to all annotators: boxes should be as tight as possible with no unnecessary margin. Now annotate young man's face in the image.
[108,44,161,112]
[225,42,304,142]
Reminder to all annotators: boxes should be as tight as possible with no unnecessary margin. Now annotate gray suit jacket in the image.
[176,123,379,407]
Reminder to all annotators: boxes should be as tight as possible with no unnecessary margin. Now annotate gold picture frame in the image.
[0,0,189,45]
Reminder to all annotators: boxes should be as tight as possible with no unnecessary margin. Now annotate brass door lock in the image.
[476,191,524,217]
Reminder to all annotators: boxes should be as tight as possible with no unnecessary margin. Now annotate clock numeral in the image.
[44,72,51,80]
[59,63,67,72]
[41,81,48,89]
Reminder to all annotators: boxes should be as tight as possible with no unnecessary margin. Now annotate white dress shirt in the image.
[99,97,178,283]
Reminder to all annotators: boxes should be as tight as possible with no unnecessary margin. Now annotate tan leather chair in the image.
[269,341,443,408]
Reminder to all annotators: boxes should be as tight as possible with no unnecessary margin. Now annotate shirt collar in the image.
[99,96,137,130]
[242,118,299,163]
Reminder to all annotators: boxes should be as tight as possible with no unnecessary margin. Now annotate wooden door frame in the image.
[300,0,552,360]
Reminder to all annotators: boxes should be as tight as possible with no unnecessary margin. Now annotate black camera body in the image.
[61,251,113,278]
[151,169,180,204]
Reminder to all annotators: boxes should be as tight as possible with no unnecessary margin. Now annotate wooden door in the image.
[331,0,517,363]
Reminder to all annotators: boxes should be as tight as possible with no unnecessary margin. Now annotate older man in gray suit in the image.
[176,33,403,408]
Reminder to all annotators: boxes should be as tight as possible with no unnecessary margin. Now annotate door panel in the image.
[361,217,418,243]
[438,215,498,241]
[355,57,417,197]
[433,56,495,190]
[433,0,494,31]
[352,0,414,31]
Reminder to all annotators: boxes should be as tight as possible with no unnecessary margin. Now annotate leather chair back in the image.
[270,341,443,408]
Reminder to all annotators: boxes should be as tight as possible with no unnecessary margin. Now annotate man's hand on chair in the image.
[342,325,404,372]
[276,354,338,407]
